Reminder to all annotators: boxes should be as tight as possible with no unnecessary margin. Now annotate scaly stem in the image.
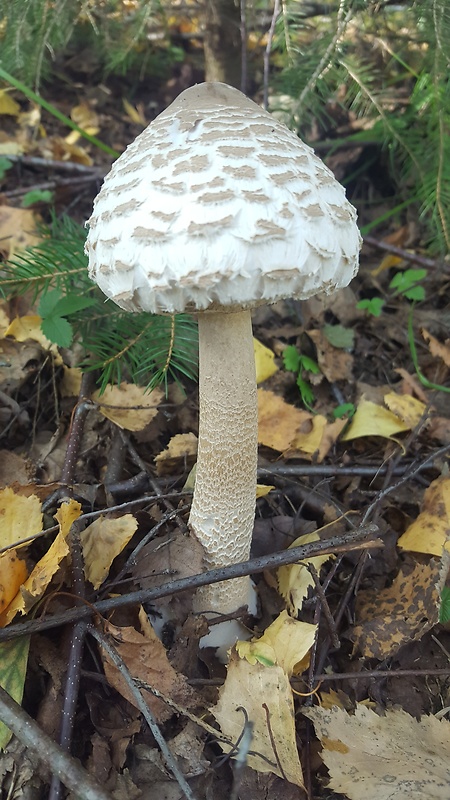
[189,309,258,615]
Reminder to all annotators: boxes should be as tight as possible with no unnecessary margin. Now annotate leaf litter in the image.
[0,73,449,800]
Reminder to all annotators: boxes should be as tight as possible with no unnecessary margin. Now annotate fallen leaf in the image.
[304,703,450,800]
[0,207,41,259]
[212,652,305,787]
[0,487,43,550]
[397,476,450,556]
[81,515,138,589]
[289,415,346,462]
[0,637,30,750]
[93,382,164,431]
[60,366,83,397]
[5,315,54,350]
[351,558,446,659]
[256,484,275,498]
[307,328,353,382]
[421,328,450,369]
[122,98,147,126]
[155,433,198,476]
[0,90,21,117]
[237,610,316,676]
[257,389,312,451]
[254,338,278,383]
[277,532,334,614]
[0,552,28,615]
[0,500,80,626]
[100,608,198,722]
[340,397,410,441]
[383,392,427,428]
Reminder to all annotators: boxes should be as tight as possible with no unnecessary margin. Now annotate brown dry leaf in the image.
[155,432,198,476]
[383,392,427,428]
[81,515,138,590]
[421,328,450,369]
[0,339,44,393]
[0,451,34,488]
[397,476,450,556]
[0,499,80,625]
[340,397,410,441]
[100,608,198,722]
[236,610,317,676]
[60,366,83,398]
[277,532,334,614]
[257,389,312,451]
[212,657,304,786]
[39,135,93,165]
[0,207,41,259]
[351,559,445,659]
[65,101,100,145]
[307,329,353,382]
[122,98,147,126]
[93,382,164,431]
[304,703,450,800]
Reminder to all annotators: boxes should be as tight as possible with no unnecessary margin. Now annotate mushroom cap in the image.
[86,82,361,314]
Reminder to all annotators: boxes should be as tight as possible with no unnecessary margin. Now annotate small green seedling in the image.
[283,344,320,409]
[439,586,450,624]
[356,296,385,317]
[21,189,54,208]
[38,288,97,348]
[332,402,356,420]
[389,268,427,301]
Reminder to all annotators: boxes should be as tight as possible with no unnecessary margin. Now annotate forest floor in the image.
[0,69,449,800]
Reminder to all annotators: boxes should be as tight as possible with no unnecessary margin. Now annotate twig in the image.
[0,526,381,643]
[310,667,450,682]
[88,626,198,800]
[240,0,248,94]
[0,685,112,800]
[5,154,104,175]
[263,0,281,110]
[308,563,340,649]
[363,234,441,270]
[258,462,431,478]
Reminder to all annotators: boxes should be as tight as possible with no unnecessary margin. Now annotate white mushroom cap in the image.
[86,82,361,313]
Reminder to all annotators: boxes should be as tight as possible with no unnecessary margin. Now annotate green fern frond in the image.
[0,215,198,392]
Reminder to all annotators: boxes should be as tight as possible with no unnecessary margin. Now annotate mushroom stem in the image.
[189,309,258,617]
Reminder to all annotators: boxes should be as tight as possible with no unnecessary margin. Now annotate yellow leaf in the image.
[0,500,80,626]
[397,476,450,556]
[0,637,30,750]
[257,388,312,451]
[0,207,41,259]
[340,397,410,441]
[211,650,304,787]
[81,515,138,589]
[371,252,403,276]
[5,315,53,349]
[256,484,274,498]
[93,382,164,431]
[0,552,28,615]
[60,366,83,397]
[254,337,278,383]
[278,532,334,614]
[122,97,147,126]
[421,328,450,369]
[384,392,426,428]
[304,704,450,800]
[0,90,21,117]
[155,432,198,476]
[0,488,43,550]
[236,610,316,678]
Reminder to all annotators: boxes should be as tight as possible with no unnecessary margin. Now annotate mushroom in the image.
[86,82,361,651]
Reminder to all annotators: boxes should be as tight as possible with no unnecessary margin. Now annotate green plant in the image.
[0,215,198,392]
[357,268,427,317]
[439,585,450,624]
[21,189,54,208]
[0,157,13,181]
[283,344,320,409]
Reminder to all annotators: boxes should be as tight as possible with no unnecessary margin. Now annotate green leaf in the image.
[356,297,385,317]
[296,375,315,409]
[0,156,13,181]
[0,637,30,751]
[38,288,63,317]
[333,402,356,419]
[41,315,73,348]
[283,345,302,373]
[323,324,355,350]
[299,354,320,374]
[21,189,54,208]
[51,294,97,317]
[389,268,427,295]
[403,285,425,301]
[439,586,450,624]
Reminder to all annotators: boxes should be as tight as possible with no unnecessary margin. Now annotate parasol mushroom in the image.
[85,82,361,652]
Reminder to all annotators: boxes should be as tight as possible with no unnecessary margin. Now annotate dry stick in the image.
[88,626,198,800]
[310,668,450,682]
[240,0,248,94]
[263,0,281,110]
[0,528,381,643]
[308,563,340,649]
[363,234,442,270]
[0,685,112,800]
[5,154,104,175]
[258,462,430,478]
